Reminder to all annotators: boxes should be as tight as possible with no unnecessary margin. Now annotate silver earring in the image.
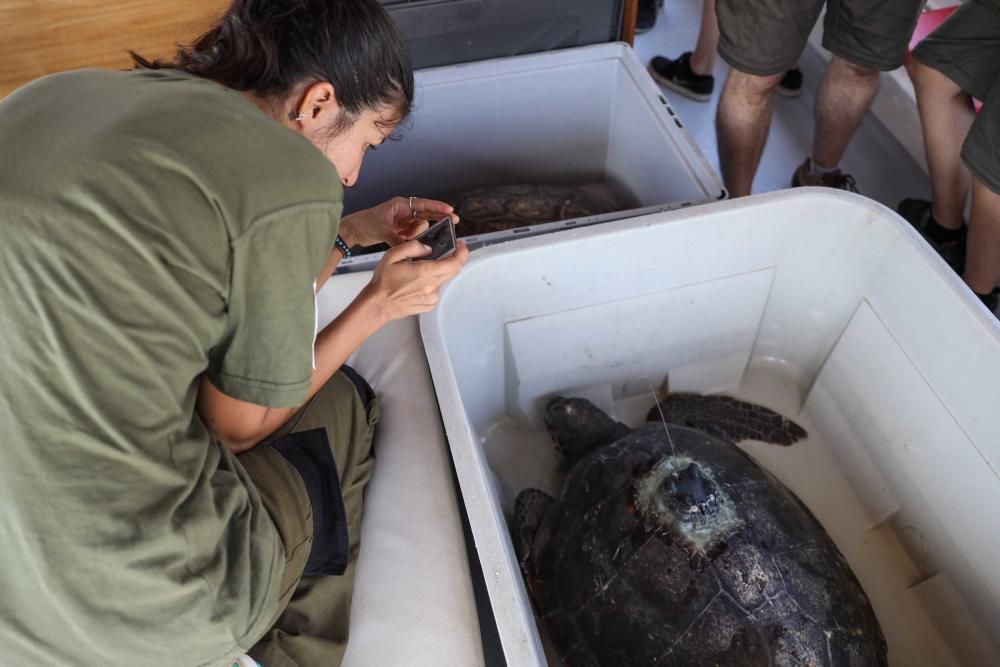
[287,111,308,122]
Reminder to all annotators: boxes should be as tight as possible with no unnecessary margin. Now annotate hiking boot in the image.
[777,67,803,98]
[648,52,715,102]
[636,0,657,33]
[897,198,967,274]
[791,158,858,192]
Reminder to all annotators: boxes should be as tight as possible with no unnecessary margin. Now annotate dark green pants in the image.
[239,370,380,667]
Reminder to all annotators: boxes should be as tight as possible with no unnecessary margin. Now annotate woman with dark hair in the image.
[0,1,466,665]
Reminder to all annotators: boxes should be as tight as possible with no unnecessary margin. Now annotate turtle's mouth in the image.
[634,455,742,553]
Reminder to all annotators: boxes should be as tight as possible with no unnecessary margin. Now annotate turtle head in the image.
[544,397,630,465]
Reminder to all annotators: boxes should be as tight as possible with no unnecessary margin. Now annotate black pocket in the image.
[271,427,349,576]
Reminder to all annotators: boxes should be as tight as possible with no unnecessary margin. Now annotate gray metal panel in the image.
[379,0,622,69]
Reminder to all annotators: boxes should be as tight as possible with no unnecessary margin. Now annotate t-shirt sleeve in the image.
[206,204,341,408]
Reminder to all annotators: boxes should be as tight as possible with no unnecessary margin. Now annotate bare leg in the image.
[716,69,784,197]
[907,59,976,230]
[689,0,719,76]
[963,178,1000,295]
[811,56,880,169]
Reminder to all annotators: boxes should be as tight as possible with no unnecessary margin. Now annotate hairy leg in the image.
[689,0,719,76]
[812,56,880,169]
[716,69,784,197]
[963,178,1000,295]
[908,59,976,229]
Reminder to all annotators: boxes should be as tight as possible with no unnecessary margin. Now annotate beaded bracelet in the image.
[334,234,351,259]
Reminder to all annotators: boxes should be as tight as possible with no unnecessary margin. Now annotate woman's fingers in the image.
[370,240,469,321]
[394,217,430,241]
[404,196,459,224]
[429,241,469,277]
[383,239,432,262]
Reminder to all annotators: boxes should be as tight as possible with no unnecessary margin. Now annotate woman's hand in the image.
[339,196,460,248]
[361,238,470,322]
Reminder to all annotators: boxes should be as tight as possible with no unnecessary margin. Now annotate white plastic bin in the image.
[340,42,723,271]
[420,189,1000,666]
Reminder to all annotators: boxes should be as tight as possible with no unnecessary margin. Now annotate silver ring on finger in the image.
[408,195,416,218]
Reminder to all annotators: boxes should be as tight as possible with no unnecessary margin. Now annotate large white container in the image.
[420,189,1000,666]
[340,42,723,271]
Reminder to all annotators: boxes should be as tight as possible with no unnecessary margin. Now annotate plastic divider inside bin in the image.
[340,43,723,272]
[420,189,1000,666]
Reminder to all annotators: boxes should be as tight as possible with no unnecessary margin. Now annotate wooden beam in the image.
[2,1,647,99]
[0,1,226,99]
[620,0,638,45]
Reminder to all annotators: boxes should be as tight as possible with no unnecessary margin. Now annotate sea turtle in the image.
[450,184,618,238]
[514,394,887,666]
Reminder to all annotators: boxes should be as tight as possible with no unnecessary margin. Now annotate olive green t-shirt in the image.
[0,69,343,665]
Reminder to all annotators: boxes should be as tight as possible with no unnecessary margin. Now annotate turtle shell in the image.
[526,423,887,666]
[450,184,617,238]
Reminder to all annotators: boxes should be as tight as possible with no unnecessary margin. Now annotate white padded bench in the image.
[315,271,484,666]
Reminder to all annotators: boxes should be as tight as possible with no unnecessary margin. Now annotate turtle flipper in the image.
[513,489,555,565]
[544,397,631,464]
[647,393,807,446]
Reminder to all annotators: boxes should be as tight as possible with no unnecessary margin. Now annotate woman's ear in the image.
[294,81,339,125]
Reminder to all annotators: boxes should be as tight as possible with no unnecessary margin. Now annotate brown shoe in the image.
[791,158,858,192]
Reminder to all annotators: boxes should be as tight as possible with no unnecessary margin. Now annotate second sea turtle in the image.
[450,184,618,238]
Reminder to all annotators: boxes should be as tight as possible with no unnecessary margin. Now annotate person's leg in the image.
[907,60,976,231]
[648,0,719,102]
[900,0,1000,279]
[250,368,379,667]
[959,57,1000,304]
[689,0,719,76]
[715,0,823,195]
[799,0,923,189]
[811,56,880,171]
[237,441,316,626]
[964,177,1000,299]
[716,70,785,197]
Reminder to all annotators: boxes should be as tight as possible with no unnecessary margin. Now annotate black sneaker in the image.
[636,0,657,33]
[777,67,803,98]
[648,52,715,102]
[791,158,858,193]
[897,198,967,273]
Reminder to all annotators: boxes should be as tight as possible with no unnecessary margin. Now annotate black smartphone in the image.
[415,216,457,260]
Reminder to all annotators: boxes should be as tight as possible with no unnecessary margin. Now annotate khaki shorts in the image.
[913,0,1000,196]
[718,0,923,76]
